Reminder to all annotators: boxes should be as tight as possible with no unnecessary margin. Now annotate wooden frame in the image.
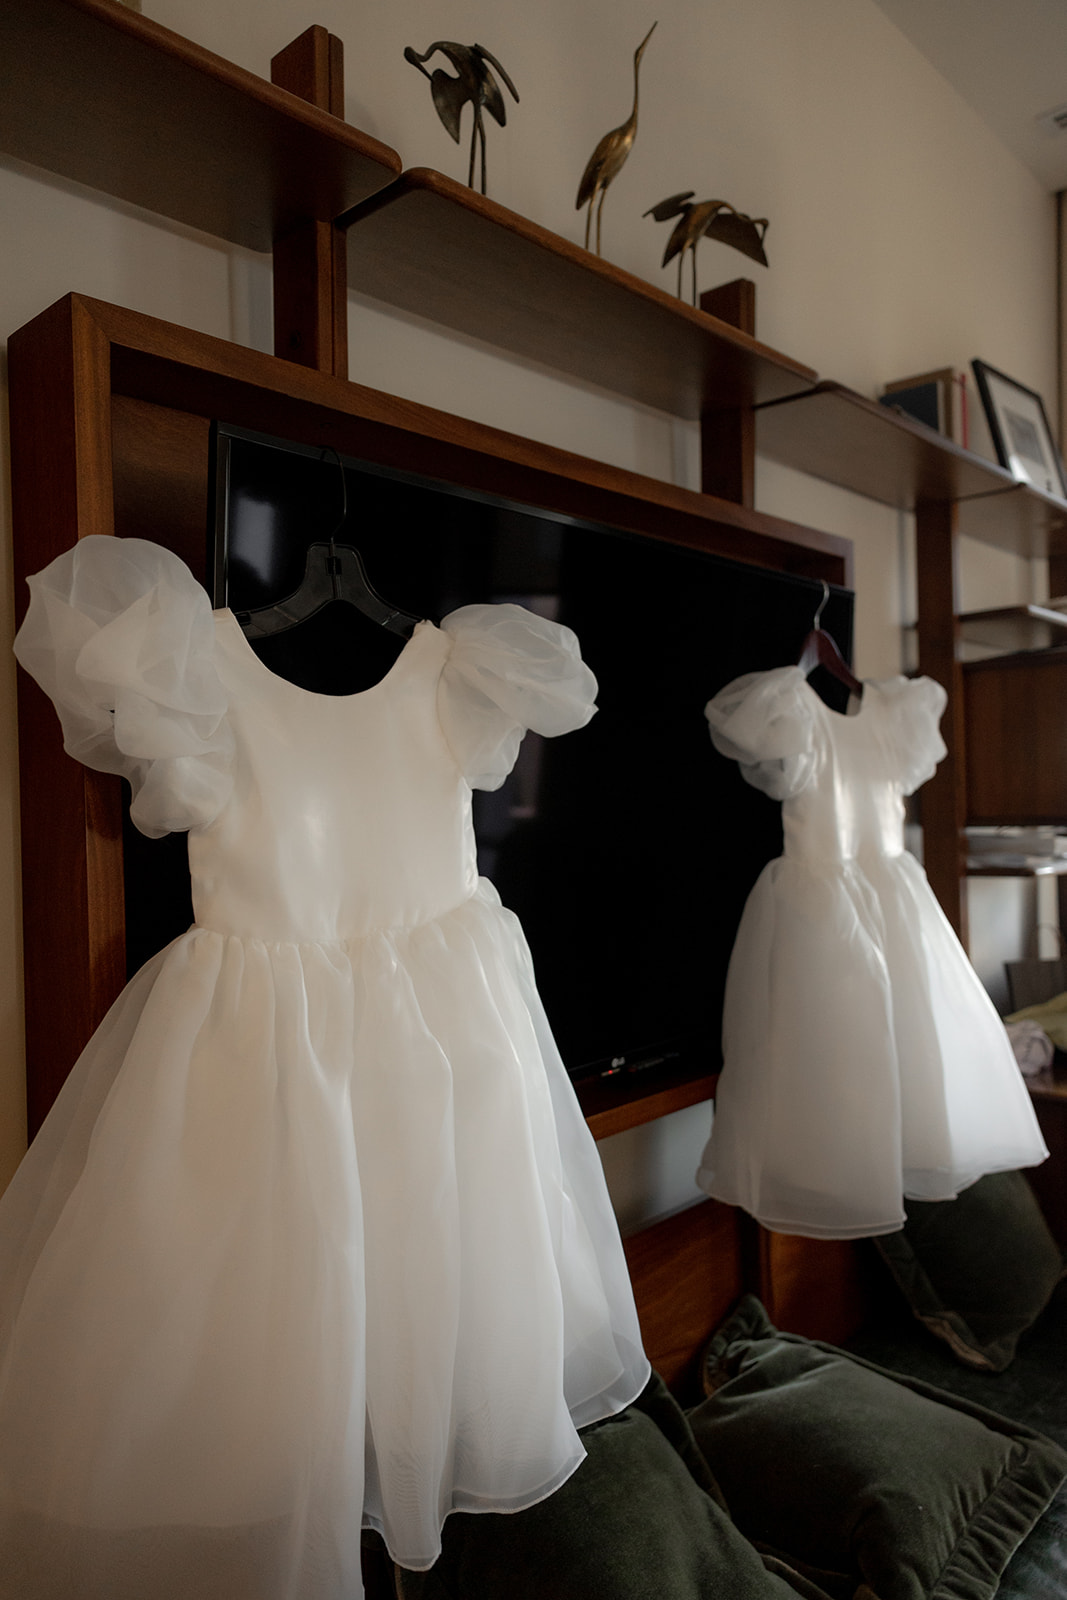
[972,359,1067,500]
[8,291,851,1141]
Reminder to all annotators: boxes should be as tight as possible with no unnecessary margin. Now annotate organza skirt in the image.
[0,880,648,1599]
[698,851,1048,1239]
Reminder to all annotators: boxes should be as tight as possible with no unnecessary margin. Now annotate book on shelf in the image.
[880,367,969,448]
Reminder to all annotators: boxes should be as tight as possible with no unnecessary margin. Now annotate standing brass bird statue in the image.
[404,40,519,195]
[575,22,657,256]
[644,191,769,304]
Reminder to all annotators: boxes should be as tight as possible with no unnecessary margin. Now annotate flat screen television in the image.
[128,420,855,1091]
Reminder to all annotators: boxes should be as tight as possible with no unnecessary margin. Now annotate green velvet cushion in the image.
[394,1372,832,1600]
[876,1170,1065,1372]
[689,1296,1067,1600]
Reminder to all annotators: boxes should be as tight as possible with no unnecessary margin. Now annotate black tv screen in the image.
[195,421,854,1087]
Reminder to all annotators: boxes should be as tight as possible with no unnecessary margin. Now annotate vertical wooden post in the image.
[914,498,968,941]
[9,297,126,1134]
[699,279,756,506]
[270,26,349,378]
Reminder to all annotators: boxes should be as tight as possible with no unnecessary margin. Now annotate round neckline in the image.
[216,608,435,703]
[797,667,870,721]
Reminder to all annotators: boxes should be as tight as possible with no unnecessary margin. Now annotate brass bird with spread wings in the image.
[404,40,519,196]
[575,23,657,256]
[645,192,769,303]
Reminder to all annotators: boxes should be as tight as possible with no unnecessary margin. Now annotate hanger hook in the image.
[812,579,830,632]
[320,445,347,552]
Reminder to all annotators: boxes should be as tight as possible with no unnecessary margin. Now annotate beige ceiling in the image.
[871,0,1067,192]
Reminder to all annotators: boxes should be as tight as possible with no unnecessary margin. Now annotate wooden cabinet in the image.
[964,650,1067,826]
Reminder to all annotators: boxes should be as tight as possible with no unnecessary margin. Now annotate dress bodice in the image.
[705,665,948,870]
[12,535,599,945]
[196,616,477,943]
[780,686,911,867]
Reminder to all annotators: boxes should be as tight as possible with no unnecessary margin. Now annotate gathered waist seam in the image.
[186,886,494,951]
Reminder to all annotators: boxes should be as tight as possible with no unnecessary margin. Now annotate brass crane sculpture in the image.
[575,22,657,256]
[644,191,768,304]
[404,40,519,195]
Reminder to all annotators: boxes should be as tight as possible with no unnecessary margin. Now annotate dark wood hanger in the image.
[235,448,421,642]
[797,581,863,697]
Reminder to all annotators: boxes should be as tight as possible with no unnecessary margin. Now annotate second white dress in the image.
[696,666,1048,1239]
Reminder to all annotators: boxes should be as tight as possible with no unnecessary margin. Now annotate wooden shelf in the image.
[967,860,1067,876]
[340,168,817,419]
[959,602,1067,654]
[756,382,1067,557]
[578,1067,717,1141]
[0,0,401,250]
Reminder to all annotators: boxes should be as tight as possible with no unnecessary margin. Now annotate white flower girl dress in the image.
[1,535,648,1600]
[698,666,1048,1240]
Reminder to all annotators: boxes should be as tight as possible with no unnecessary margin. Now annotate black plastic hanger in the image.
[236,449,421,642]
[796,581,863,697]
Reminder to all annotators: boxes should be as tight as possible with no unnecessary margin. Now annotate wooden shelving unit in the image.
[958,602,1067,654]
[6,2,1065,1150]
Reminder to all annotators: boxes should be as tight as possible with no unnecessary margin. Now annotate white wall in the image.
[0,0,1057,1216]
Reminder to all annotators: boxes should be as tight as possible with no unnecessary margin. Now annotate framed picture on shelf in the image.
[971,359,1067,498]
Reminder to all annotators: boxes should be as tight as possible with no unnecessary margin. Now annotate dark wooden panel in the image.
[758,383,1067,557]
[271,26,349,377]
[915,499,967,937]
[699,279,756,506]
[0,0,400,250]
[341,169,816,420]
[964,651,1067,824]
[758,1231,874,1345]
[624,1200,743,1398]
[1027,1081,1067,1245]
[110,396,211,574]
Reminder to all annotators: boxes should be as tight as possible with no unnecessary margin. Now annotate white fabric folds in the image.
[2,537,647,1600]
[438,602,597,789]
[698,666,1047,1240]
[13,536,234,837]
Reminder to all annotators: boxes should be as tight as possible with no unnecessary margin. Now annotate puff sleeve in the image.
[437,603,597,789]
[705,666,818,801]
[13,535,234,838]
[877,674,948,795]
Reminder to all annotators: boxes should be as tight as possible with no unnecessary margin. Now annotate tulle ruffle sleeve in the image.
[437,603,597,790]
[705,665,817,801]
[877,674,948,794]
[13,535,233,838]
